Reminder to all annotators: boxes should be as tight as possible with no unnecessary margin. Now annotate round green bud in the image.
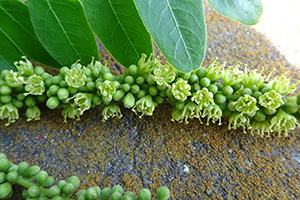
[41,72,52,81]
[0,172,6,184]
[222,107,232,117]
[159,90,166,98]
[215,82,223,91]
[7,164,18,172]
[125,75,135,85]
[282,103,299,114]
[67,176,80,188]
[175,101,185,110]
[6,171,18,183]
[28,185,40,198]
[225,94,239,101]
[111,191,122,200]
[254,110,266,122]
[261,87,272,94]
[0,79,5,86]
[262,107,277,115]
[92,95,102,105]
[57,180,67,190]
[126,64,138,77]
[49,186,61,197]
[13,85,24,93]
[0,95,12,104]
[297,93,300,105]
[1,70,10,79]
[116,74,125,84]
[45,78,52,88]
[156,186,170,200]
[57,88,69,100]
[52,196,63,200]
[52,76,63,85]
[22,189,28,198]
[83,68,92,77]
[100,66,111,75]
[63,183,75,195]
[0,85,12,95]
[122,83,131,92]
[0,154,5,159]
[46,90,52,98]
[0,182,12,199]
[113,90,125,102]
[136,76,145,85]
[59,80,68,88]
[34,66,45,76]
[251,85,258,93]
[149,86,158,96]
[60,66,70,77]
[154,95,164,104]
[208,84,218,94]
[36,170,48,185]
[222,86,234,96]
[137,90,148,99]
[18,162,29,175]
[145,74,156,86]
[46,96,60,109]
[41,176,54,187]
[103,73,114,81]
[123,92,135,108]
[122,191,136,200]
[102,96,112,105]
[214,93,226,105]
[17,93,26,101]
[252,91,262,99]
[93,68,100,78]
[137,189,151,200]
[23,166,40,177]
[49,85,60,96]
[258,83,268,92]
[227,102,236,112]
[38,196,48,200]
[85,187,100,200]
[157,84,166,91]
[37,94,47,103]
[131,84,140,94]
[68,87,77,96]
[200,77,210,88]
[196,67,207,79]
[178,72,190,80]
[241,88,253,96]
[188,74,199,84]
[101,188,111,200]
[25,96,36,107]
[140,83,150,90]
[193,83,201,91]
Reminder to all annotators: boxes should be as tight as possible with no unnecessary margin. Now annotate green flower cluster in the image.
[0,153,170,200]
[1,56,300,137]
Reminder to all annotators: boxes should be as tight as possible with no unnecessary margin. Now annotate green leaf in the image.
[0,30,20,71]
[27,0,99,67]
[0,0,61,71]
[80,0,153,68]
[133,0,206,73]
[207,0,263,25]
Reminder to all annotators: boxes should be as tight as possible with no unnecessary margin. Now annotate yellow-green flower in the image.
[171,78,191,102]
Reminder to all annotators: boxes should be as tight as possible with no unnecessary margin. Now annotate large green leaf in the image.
[133,0,206,73]
[27,0,99,67]
[0,0,60,71]
[207,0,263,25]
[80,0,153,68]
[0,30,20,71]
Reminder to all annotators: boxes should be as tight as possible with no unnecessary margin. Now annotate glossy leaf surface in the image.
[207,0,263,25]
[133,0,206,72]
[27,0,99,67]
[80,0,153,68]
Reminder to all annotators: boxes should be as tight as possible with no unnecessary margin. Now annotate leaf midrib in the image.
[45,0,82,60]
[165,0,192,64]
[108,0,139,57]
